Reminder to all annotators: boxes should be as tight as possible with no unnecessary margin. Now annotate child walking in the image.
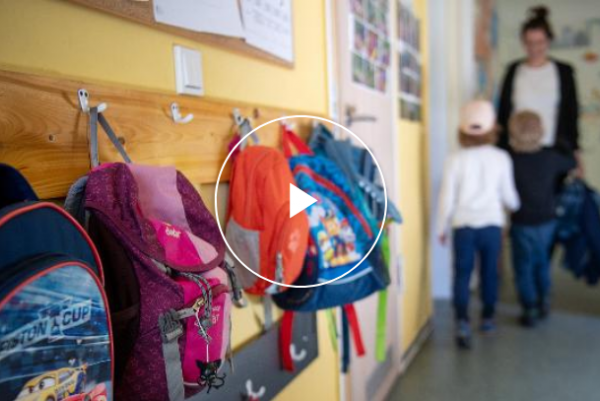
[438,100,520,349]
[508,111,576,327]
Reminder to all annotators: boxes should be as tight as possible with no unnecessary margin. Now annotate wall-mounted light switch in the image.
[174,45,204,96]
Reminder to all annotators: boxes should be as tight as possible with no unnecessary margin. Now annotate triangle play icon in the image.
[289,183,318,218]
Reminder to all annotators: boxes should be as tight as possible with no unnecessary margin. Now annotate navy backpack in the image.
[0,164,114,401]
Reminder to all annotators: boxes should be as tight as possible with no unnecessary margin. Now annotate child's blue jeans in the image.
[453,226,502,321]
[510,220,557,309]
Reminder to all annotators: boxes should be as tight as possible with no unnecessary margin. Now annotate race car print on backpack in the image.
[0,164,114,401]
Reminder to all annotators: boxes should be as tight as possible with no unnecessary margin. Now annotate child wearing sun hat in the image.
[438,100,520,349]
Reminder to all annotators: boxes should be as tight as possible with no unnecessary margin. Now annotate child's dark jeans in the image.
[453,226,502,321]
[510,220,557,309]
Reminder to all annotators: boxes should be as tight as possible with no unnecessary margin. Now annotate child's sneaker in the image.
[519,308,537,328]
[479,319,497,334]
[455,320,472,350]
[538,301,550,320]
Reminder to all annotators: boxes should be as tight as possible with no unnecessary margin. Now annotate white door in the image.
[330,1,403,400]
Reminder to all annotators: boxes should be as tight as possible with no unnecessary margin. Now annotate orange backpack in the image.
[226,129,309,296]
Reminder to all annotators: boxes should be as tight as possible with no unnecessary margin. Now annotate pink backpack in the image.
[83,163,231,400]
[66,108,233,400]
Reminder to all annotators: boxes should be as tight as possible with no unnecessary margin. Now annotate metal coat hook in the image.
[245,379,266,400]
[233,108,245,126]
[78,89,107,114]
[170,102,194,124]
[290,343,307,362]
[233,108,258,149]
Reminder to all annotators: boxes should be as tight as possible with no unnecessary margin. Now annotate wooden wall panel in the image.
[0,70,320,199]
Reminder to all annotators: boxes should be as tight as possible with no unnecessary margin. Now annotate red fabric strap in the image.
[343,304,365,356]
[280,310,295,371]
[282,126,313,158]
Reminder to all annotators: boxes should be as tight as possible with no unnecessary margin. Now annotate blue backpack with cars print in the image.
[0,164,113,401]
[273,128,389,373]
[308,123,403,362]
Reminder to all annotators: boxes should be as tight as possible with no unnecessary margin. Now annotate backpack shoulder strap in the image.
[64,176,90,228]
[89,107,132,168]
[282,126,313,158]
[280,310,296,372]
[341,304,365,373]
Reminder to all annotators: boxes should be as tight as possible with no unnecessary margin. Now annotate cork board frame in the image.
[66,0,294,68]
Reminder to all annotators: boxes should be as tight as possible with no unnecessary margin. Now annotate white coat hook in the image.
[78,89,107,114]
[245,379,266,399]
[290,343,307,362]
[280,115,296,131]
[170,102,194,124]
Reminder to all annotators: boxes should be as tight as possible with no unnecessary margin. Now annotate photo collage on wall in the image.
[350,0,391,93]
[397,0,422,121]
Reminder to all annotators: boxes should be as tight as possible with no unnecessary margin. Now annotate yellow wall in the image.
[398,0,433,352]
[0,1,337,400]
[0,0,328,114]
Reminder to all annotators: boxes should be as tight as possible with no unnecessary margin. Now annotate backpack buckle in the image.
[224,254,248,308]
[159,309,183,343]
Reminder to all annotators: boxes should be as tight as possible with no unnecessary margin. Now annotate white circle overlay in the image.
[215,115,387,289]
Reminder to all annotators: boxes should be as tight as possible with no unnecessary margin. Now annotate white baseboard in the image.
[399,319,434,374]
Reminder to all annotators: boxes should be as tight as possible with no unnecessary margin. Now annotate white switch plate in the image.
[173,45,204,96]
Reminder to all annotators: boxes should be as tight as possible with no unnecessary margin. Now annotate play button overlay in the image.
[215,115,388,289]
[290,183,317,218]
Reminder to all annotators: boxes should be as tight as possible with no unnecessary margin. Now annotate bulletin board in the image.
[66,0,294,67]
[396,0,423,121]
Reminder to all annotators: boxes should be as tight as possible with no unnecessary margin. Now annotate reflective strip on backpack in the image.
[159,310,186,401]
[376,231,392,362]
[375,289,388,362]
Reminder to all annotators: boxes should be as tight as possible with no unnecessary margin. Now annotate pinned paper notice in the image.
[241,0,294,63]
[154,0,245,38]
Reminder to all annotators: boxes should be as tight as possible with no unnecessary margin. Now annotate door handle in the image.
[345,105,377,127]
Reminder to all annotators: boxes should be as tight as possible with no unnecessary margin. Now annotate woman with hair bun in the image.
[497,6,582,168]
[497,6,582,326]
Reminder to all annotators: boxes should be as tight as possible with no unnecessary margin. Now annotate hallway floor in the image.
[386,267,600,401]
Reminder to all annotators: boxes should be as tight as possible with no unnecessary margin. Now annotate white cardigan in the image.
[437,145,520,237]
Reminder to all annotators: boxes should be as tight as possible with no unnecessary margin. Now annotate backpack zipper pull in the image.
[264,253,284,295]
[183,272,214,342]
[275,253,284,286]
[194,305,212,343]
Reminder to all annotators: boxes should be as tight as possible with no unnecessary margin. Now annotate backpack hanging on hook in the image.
[65,104,237,400]
[274,125,391,373]
[225,110,309,299]
[0,164,114,401]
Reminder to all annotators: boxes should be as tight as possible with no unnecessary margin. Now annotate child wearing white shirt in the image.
[438,100,520,349]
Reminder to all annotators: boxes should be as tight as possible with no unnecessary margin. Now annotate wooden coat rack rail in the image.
[0,69,319,199]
